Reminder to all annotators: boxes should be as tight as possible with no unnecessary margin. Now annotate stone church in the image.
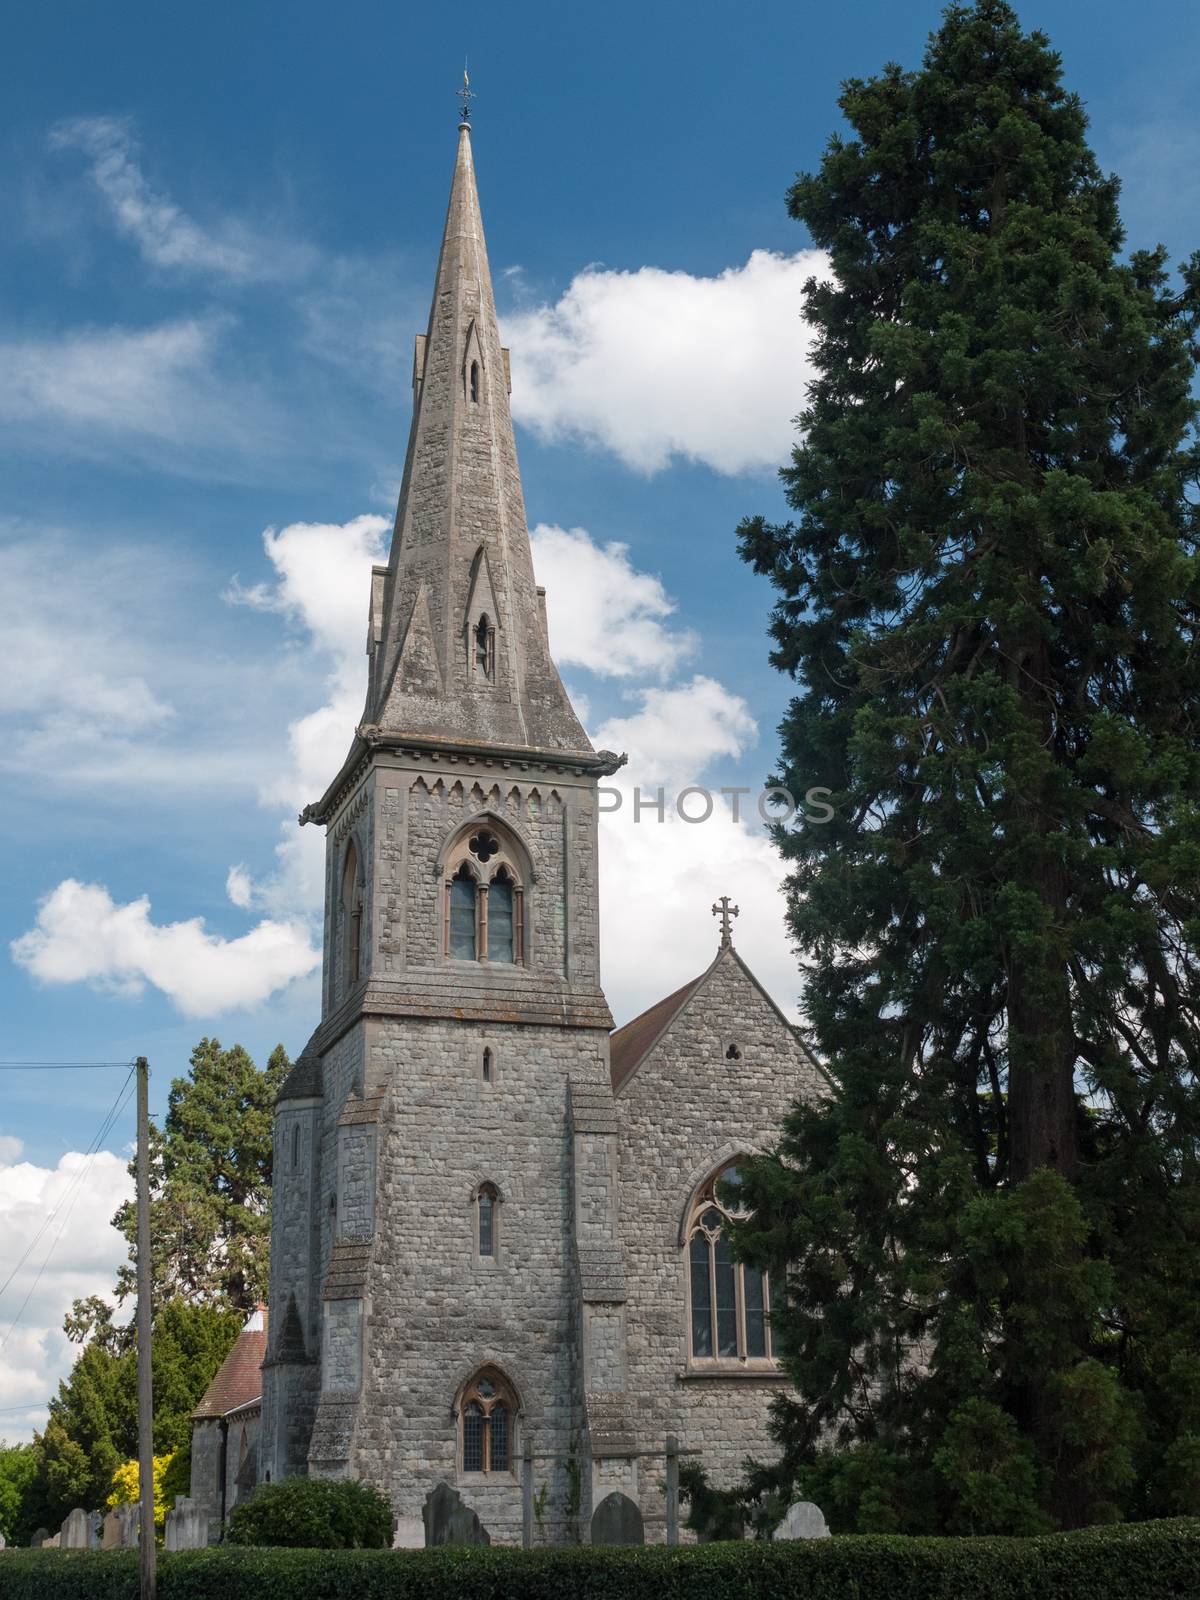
[210,110,827,1545]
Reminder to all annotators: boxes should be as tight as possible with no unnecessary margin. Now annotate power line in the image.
[0,1067,137,1345]
[0,1061,135,1070]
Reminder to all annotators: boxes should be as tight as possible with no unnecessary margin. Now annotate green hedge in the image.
[0,1520,1196,1600]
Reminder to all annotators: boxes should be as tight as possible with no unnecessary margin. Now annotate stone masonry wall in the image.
[615,950,827,1538]
[348,1014,612,1545]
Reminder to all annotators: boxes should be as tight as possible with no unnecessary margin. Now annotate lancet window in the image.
[472,613,495,680]
[442,823,526,965]
[458,1367,515,1476]
[686,1162,774,1364]
[340,838,364,996]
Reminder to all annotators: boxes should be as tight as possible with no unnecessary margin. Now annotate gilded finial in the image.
[457,60,475,128]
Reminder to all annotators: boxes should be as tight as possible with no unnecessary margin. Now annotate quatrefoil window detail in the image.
[469,831,500,863]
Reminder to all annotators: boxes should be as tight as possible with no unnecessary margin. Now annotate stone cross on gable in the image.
[712,896,739,947]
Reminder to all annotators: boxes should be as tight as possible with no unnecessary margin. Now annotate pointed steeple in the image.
[364,120,592,759]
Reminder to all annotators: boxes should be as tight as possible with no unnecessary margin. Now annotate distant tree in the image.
[735,0,1200,1533]
[112,1038,289,1312]
[0,1442,41,1546]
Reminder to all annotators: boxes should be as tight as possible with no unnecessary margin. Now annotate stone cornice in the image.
[300,729,626,829]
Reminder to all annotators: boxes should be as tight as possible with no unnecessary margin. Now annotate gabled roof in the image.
[192,1324,267,1420]
[609,973,704,1092]
[608,944,831,1097]
[277,1052,321,1103]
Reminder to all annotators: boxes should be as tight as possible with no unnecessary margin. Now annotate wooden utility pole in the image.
[136,1057,156,1600]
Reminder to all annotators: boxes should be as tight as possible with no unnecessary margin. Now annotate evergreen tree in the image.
[32,1298,243,1524]
[735,0,1200,1532]
[0,1443,41,1546]
[112,1039,289,1311]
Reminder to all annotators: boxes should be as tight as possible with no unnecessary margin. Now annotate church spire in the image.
[361,113,594,763]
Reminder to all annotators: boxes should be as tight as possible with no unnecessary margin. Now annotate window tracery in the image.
[686,1162,773,1364]
[458,1366,514,1475]
[441,822,526,965]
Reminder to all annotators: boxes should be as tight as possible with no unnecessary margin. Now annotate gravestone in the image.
[164,1496,208,1551]
[772,1500,830,1540]
[43,1533,60,1548]
[422,1482,490,1546]
[89,1511,103,1549]
[102,1504,140,1549]
[590,1491,644,1546]
[60,1508,91,1549]
[0,1531,6,1549]
[29,1529,48,1549]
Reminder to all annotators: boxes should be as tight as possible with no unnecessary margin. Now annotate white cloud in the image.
[0,1143,133,1444]
[0,1136,23,1165]
[10,879,319,1017]
[0,316,224,436]
[505,248,827,474]
[49,115,313,283]
[0,537,173,738]
[530,523,694,679]
[226,866,254,909]
[224,515,390,911]
[596,675,758,788]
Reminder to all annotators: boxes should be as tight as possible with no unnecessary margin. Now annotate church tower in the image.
[260,107,632,1544]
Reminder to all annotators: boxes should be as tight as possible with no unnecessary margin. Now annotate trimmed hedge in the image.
[0,1520,1197,1600]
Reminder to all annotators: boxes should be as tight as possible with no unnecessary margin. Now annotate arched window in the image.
[459,1367,514,1475]
[487,868,515,963]
[469,360,480,403]
[448,863,477,960]
[473,614,495,679]
[686,1162,773,1363]
[476,1182,499,1257]
[340,839,364,995]
[442,823,526,965]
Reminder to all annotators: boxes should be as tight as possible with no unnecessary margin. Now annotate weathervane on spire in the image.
[457,61,475,127]
[712,896,740,948]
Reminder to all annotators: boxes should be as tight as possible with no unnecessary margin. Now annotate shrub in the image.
[0,1518,1197,1600]
[225,1476,394,1548]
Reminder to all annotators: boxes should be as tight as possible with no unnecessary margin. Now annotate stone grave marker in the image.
[590,1491,644,1546]
[60,1508,91,1549]
[29,1529,48,1549]
[772,1500,830,1540]
[422,1482,490,1546]
[164,1496,208,1552]
[102,1504,140,1549]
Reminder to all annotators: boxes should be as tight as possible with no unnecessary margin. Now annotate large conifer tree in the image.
[735,0,1200,1532]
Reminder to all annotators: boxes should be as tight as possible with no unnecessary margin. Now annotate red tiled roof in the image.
[609,974,703,1092]
[192,1329,267,1420]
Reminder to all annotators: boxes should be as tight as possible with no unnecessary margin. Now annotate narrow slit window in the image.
[291,1123,299,1170]
[474,615,494,679]
[482,1047,493,1083]
[477,1183,497,1257]
[470,360,480,403]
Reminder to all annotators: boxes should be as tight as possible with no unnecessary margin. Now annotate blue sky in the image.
[1,0,1197,1436]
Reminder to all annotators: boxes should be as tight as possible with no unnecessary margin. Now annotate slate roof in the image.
[609,974,703,1093]
[192,1327,267,1420]
[277,1052,322,1103]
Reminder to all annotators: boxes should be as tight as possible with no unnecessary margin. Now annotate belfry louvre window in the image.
[442,824,526,965]
[473,614,495,680]
[687,1163,773,1363]
[459,1368,513,1475]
